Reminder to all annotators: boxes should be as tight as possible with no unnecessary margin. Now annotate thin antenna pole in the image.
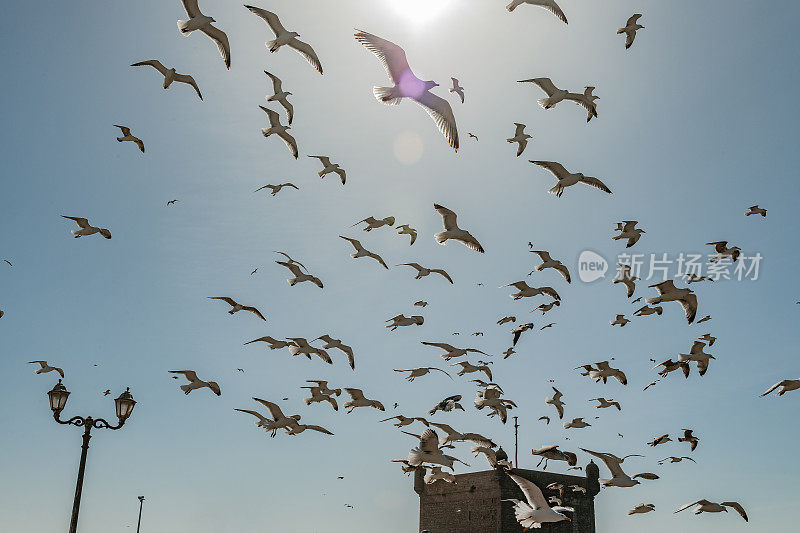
[513,416,519,468]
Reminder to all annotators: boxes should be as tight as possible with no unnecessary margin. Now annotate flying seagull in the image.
[314,335,355,370]
[646,280,697,324]
[674,500,747,522]
[565,86,599,122]
[177,0,230,69]
[618,14,644,50]
[386,314,424,331]
[169,370,221,396]
[166,199,179,206]
[504,473,573,529]
[545,387,565,419]
[263,70,293,124]
[530,161,611,197]
[355,30,458,151]
[114,125,144,153]
[244,5,322,73]
[433,204,484,252]
[343,388,384,412]
[507,123,532,157]
[529,251,571,283]
[761,378,800,397]
[354,216,395,231]
[131,60,202,99]
[208,297,266,321]
[394,367,452,382]
[580,448,642,487]
[628,504,656,515]
[254,183,298,196]
[276,260,323,288]
[259,106,298,159]
[613,221,645,248]
[613,264,638,297]
[396,224,418,245]
[745,205,767,217]
[29,361,64,378]
[706,241,741,262]
[398,263,453,284]
[449,78,465,103]
[308,156,346,185]
[62,216,111,239]
[339,236,388,269]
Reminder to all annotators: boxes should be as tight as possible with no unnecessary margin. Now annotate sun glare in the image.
[390,0,454,25]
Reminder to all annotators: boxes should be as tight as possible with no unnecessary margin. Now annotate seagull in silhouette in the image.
[398,263,453,284]
[255,183,298,196]
[761,378,800,397]
[355,30,458,151]
[314,335,355,370]
[529,251,571,283]
[244,5,322,73]
[646,280,697,324]
[674,500,747,522]
[745,205,767,217]
[62,216,111,239]
[354,216,395,231]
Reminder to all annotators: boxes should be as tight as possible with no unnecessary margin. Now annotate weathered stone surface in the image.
[415,463,600,532]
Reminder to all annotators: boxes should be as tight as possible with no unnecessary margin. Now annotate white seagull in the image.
[506,0,567,24]
[343,388,385,412]
[314,335,355,370]
[263,70,293,124]
[674,500,748,522]
[170,370,221,396]
[646,280,697,324]
[613,264,639,298]
[308,155,346,185]
[62,216,111,239]
[618,14,644,50]
[530,160,612,197]
[114,125,144,153]
[275,260,323,289]
[208,297,266,321]
[398,263,453,284]
[244,5,322,74]
[545,387,565,419]
[259,106,298,159]
[529,251,571,283]
[433,204,484,252]
[761,378,800,397]
[339,236,388,269]
[449,77,464,103]
[393,367,452,382]
[29,361,64,378]
[177,0,230,69]
[507,123,532,157]
[355,30,458,151]
[131,60,202,99]
[254,183,298,196]
[504,473,573,529]
[580,448,641,487]
[518,78,569,109]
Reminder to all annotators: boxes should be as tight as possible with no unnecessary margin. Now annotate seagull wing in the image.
[276,260,304,277]
[208,296,237,306]
[415,90,459,151]
[173,73,203,99]
[530,78,559,96]
[721,502,748,522]
[626,14,643,26]
[674,500,704,514]
[252,398,285,420]
[303,425,334,435]
[680,293,698,324]
[579,175,612,193]
[131,60,169,76]
[308,155,332,166]
[431,269,454,284]
[170,370,199,382]
[508,473,549,510]
[260,105,283,127]
[339,235,363,251]
[531,160,569,180]
[242,306,266,321]
[277,131,299,159]
[434,204,459,231]
[354,30,411,85]
[650,280,677,294]
[113,124,132,136]
[200,24,230,69]
[264,70,283,93]
[62,216,90,228]
[344,388,366,401]
[419,428,440,452]
[541,0,568,24]
[288,38,323,74]
[400,262,424,272]
[244,6,286,36]
[180,0,202,18]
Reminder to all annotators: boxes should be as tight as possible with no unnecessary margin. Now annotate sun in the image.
[389,0,454,25]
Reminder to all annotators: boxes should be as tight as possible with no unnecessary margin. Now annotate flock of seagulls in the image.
[10,1,793,530]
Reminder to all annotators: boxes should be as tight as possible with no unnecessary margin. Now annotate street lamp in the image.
[136,496,145,533]
[47,380,136,533]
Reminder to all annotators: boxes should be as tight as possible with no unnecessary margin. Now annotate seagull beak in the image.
[564,517,572,522]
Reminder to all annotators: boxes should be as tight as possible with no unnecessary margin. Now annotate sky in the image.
[1,0,799,531]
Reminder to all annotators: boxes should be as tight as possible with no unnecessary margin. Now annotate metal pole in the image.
[68,418,93,533]
[136,496,145,533]
[513,416,519,468]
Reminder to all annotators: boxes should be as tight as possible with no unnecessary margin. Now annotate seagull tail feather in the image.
[179,384,192,393]
[434,232,448,245]
[177,19,192,33]
[506,1,518,11]
[538,97,554,109]
[373,86,402,106]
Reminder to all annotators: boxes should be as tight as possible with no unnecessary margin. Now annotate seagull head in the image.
[425,80,439,91]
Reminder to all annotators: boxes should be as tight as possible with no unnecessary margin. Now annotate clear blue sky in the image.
[1,0,798,531]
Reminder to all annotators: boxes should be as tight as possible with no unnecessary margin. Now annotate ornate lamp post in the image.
[47,380,136,533]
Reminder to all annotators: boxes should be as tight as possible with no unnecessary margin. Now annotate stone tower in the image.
[414,462,601,532]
